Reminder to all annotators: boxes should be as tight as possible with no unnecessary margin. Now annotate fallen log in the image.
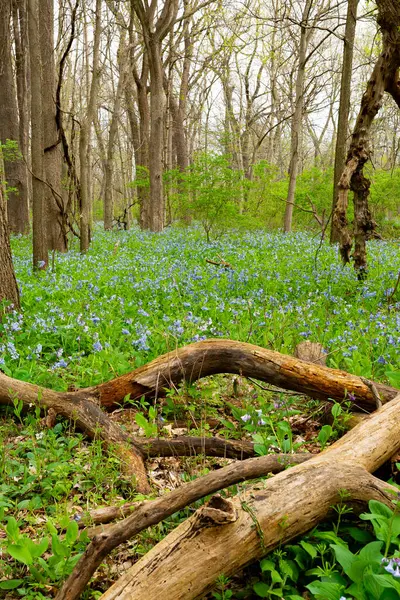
[86,339,398,411]
[0,339,397,492]
[101,393,400,600]
[136,436,255,459]
[54,453,312,600]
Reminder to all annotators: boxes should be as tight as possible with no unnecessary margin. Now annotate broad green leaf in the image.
[300,540,317,558]
[0,579,24,590]
[259,558,275,572]
[7,543,33,565]
[51,533,68,557]
[331,544,355,575]
[253,581,270,597]
[66,520,79,545]
[306,580,344,600]
[135,412,149,430]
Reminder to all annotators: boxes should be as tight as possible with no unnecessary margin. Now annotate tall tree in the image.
[330,0,358,244]
[79,0,102,253]
[0,0,30,235]
[333,0,400,274]
[0,152,20,310]
[28,0,48,269]
[131,0,179,232]
[40,0,67,251]
[283,0,314,232]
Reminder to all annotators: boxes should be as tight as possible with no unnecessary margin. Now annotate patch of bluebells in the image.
[2,226,399,389]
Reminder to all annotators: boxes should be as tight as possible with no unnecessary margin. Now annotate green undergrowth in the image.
[1,227,400,597]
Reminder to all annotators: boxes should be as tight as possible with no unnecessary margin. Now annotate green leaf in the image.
[331,544,355,575]
[331,403,342,418]
[385,371,400,388]
[0,580,24,590]
[344,526,373,543]
[318,424,333,447]
[65,520,79,545]
[306,581,344,600]
[271,569,283,583]
[253,581,270,597]
[25,536,49,559]
[8,543,33,565]
[300,540,317,558]
[51,533,68,557]
[135,412,149,430]
[364,573,397,598]
[260,558,275,572]
[368,500,393,520]
[358,541,383,563]
[6,517,20,542]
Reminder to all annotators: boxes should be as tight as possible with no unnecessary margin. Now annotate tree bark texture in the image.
[333,0,400,272]
[87,339,398,412]
[79,0,101,253]
[40,0,67,252]
[102,394,400,600]
[0,0,30,234]
[28,0,48,269]
[0,162,20,310]
[330,0,358,244]
[283,0,313,232]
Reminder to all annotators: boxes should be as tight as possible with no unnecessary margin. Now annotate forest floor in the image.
[1,227,400,598]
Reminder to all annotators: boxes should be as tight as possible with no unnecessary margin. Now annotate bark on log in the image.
[102,394,400,600]
[55,453,311,600]
[136,436,256,459]
[0,339,398,492]
[88,339,398,411]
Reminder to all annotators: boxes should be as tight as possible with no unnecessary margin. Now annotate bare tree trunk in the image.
[12,0,30,229]
[283,0,313,232]
[0,151,20,310]
[28,0,47,269]
[104,33,126,230]
[0,0,29,234]
[40,0,67,252]
[330,0,358,244]
[333,0,400,274]
[148,40,167,232]
[131,0,179,233]
[79,0,101,253]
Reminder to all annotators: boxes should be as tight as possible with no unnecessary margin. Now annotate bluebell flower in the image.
[53,359,68,369]
[241,414,251,423]
[93,341,103,352]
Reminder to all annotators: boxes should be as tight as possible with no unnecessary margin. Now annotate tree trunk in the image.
[101,395,400,600]
[28,0,47,269]
[0,0,29,235]
[330,0,358,244]
[333,0,400,273]
[79,0,101,253]
[0,153,20,310]
[283,0,313,232]
[40,0,67,252]
[148,39,166,232]
[104,34,126,231]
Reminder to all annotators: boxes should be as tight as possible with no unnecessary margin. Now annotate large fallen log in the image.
[87,339,397,411]
[0,339,398,492]
[100,393,400,600]
[55,453,312,600]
